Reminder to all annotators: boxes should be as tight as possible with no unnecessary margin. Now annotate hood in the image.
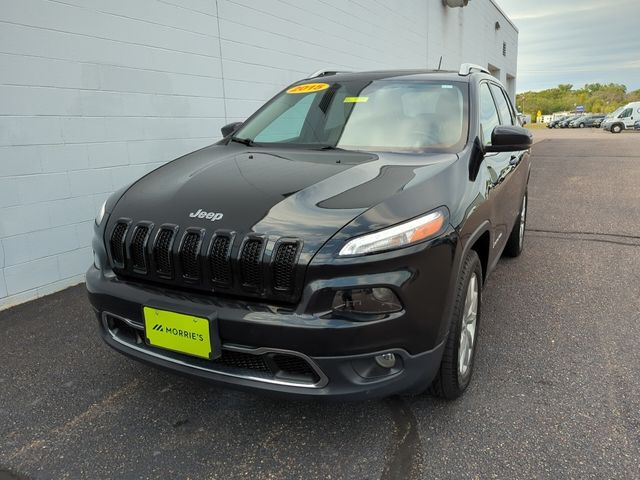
[110,144,458,254]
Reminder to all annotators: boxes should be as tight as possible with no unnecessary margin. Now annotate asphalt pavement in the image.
[1,128,639,479]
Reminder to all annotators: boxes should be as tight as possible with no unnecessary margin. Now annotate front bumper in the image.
[97,308,445,399]
[87,234,458,399]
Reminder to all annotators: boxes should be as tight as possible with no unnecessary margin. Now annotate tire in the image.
[579,123,585,128]
[611,124,623,134]
[504,191,527,257]
[429,250,482,400]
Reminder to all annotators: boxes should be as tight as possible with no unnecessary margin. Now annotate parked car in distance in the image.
[568,116,588,128]
[569,114,605,128]
[602,102,640,133]
[559,115,581,128]
[547,116,567,128]
[87,65,533,400]
[590,115,606,128]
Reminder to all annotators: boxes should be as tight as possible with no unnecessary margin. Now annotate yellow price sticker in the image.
[287,83,330,94]
[344,97,369,103]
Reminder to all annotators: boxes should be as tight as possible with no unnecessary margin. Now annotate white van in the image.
[601,102,640,133]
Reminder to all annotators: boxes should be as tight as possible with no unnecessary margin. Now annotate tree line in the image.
[516,83,640,116]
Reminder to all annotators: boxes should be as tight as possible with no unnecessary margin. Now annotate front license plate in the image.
[143,307,212,360]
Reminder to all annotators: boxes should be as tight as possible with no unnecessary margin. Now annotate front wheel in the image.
[504,191,527,257]
[429,250,482,400]
[611,124,623,134]
[579,123,585,128]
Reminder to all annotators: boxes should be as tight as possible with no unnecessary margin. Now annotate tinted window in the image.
[479,83,500,145]
[489,84,515,126]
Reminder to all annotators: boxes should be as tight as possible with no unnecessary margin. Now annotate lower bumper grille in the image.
[103,312,325,387]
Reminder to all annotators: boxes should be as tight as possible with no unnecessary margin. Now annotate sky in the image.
[496,0,640,93]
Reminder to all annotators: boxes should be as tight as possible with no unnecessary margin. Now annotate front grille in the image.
[209,235,232,286]
[107,219,302,301]
[240,239,263,289]
[153,228,174,278]
[110,222,128,265]
[273,242,298,293]
[180,232,202,280]
[130,225,149,272]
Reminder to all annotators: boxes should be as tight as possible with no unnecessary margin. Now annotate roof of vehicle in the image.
[296,69,495,84]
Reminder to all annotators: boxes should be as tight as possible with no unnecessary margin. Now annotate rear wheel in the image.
[430,250,482,400]
[504,191,527,257]
[611,123,623,134]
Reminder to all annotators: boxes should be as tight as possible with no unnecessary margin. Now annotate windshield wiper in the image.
[230,137,254,147]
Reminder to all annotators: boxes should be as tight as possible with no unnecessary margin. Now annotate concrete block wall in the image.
[0,0,517,310]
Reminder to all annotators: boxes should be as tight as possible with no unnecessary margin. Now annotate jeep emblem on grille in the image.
[189,209,224,222]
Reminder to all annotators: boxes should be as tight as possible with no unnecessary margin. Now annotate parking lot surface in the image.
[1,129,639,480]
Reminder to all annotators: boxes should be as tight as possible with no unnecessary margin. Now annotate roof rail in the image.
[307,69,349,78]
[458,63,490,76]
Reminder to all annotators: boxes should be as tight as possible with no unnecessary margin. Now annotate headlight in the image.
[95,200,107,226]
[338,209,447,256]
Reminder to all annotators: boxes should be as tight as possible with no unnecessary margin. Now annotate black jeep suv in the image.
[87,65,532,400]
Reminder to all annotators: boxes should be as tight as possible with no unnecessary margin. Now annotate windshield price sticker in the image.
[344,97,369,103]
[286,83,330,94]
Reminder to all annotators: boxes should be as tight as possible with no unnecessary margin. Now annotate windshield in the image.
[606,107,624,118]
[233,80,469,153]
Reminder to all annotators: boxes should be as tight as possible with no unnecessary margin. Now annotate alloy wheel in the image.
[458,273,478,377]
[519,194,527,249]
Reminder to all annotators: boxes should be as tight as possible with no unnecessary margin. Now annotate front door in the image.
[478,82,513,254]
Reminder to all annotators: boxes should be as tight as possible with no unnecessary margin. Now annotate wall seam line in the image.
[215,0,228,124]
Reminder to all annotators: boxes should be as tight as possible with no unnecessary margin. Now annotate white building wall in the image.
[0,0,517,309]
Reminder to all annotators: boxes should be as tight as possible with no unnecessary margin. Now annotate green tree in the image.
[515,83,634,116]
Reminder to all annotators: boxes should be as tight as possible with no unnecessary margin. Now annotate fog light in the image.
[331,288,401,315]
[375,353,397,369]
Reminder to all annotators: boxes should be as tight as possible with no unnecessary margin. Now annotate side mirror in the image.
[485,125,533,152]
[221,121,243,138]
